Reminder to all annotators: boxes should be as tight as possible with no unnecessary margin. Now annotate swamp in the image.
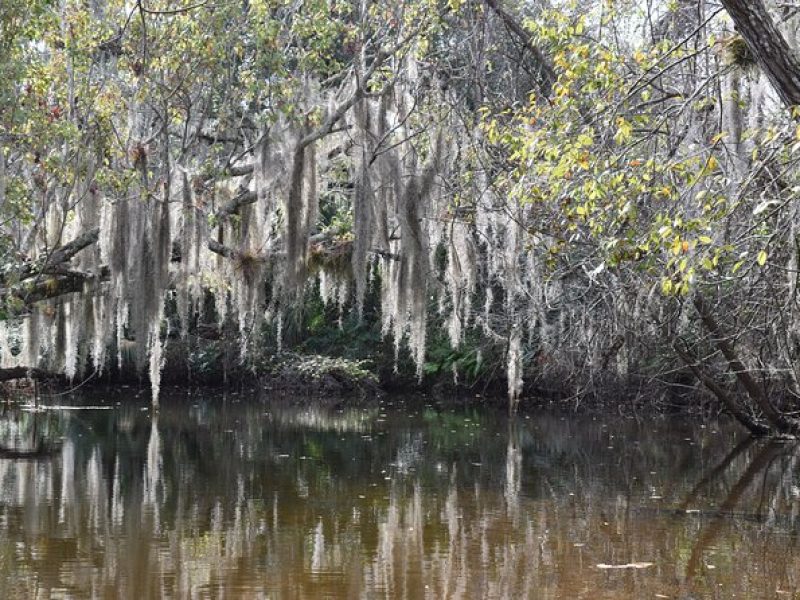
[3,0,800,597]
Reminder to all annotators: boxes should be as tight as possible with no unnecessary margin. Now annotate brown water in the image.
[0,393,799,599]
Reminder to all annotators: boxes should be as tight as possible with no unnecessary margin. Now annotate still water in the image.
[0,392,799,599]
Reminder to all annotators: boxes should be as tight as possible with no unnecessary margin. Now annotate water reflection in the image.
[0,405,62,459]
[0,396,799,598]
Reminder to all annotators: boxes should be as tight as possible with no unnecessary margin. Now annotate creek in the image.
[0,392,798,598]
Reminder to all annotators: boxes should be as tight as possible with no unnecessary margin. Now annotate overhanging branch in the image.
[2,227,100,285]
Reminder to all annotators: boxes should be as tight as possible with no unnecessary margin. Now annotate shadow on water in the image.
[0,392,799,598]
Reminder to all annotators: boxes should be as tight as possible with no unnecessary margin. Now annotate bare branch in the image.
[484,0,556,97]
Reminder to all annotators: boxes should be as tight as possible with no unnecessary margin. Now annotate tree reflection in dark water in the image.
[0,393,799,599]
[0,404,62,459]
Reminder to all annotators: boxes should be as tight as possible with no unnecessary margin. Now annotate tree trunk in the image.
[693,294,800,435]
[721,0,800,107]
[672,342,770,436]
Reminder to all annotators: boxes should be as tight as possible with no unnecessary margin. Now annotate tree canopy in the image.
[3,0,800,434]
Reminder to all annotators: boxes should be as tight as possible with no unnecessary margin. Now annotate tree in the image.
[490,1,800,434]
[0,0,450,404]
[720,0,800,107]
[5,0,800,437]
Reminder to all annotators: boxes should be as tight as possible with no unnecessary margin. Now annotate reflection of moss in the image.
[0,409,65,451]
[5,396,779,600]
[269,405,378,433]
[422,408,482,428]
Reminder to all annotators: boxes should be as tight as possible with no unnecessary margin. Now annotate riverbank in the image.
[2,352,720,420]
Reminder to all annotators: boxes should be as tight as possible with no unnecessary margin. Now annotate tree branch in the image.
[2,227,100,285]
[214,189,257,221]
[0,366,54,382]
[1,266,109,310]
[484,0,556,97]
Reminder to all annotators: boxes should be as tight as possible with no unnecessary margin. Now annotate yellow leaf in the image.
[757,250,768,266]
[614,117,632,144]
[710,132,726,144]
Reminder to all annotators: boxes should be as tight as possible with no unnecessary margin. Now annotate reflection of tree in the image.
[3,402,800,598]
[683,442,797,580]
[0,406,62,458]
[504,420,521,520]
[677,436,754,511]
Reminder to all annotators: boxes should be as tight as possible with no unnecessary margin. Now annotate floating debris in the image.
[21,404,114,411]
[596,562,654,570]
